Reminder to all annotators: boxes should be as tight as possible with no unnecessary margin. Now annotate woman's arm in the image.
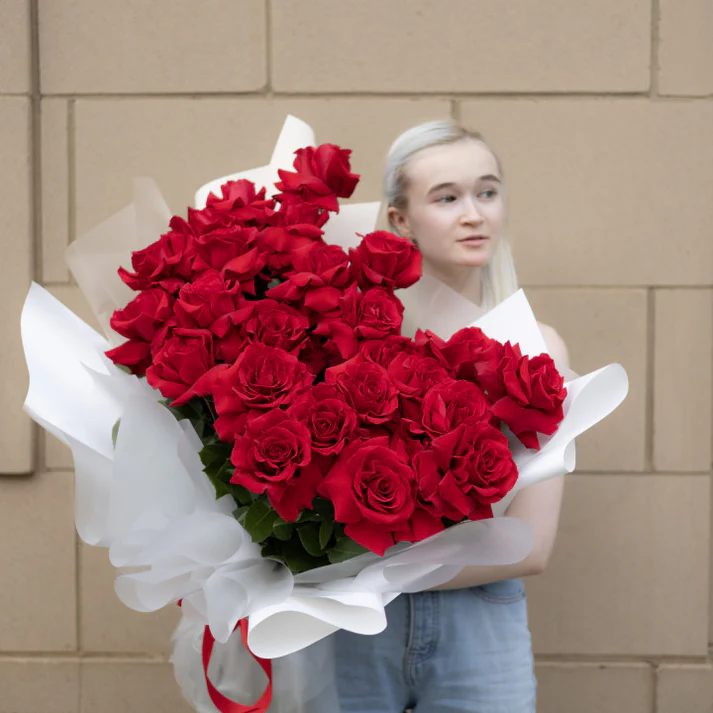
[432,324,570,590]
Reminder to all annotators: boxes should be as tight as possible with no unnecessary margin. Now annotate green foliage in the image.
[160,396,369,574]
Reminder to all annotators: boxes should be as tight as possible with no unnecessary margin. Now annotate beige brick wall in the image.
[1,1,711,710]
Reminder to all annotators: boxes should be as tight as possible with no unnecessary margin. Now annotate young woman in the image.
[333,121,569,713]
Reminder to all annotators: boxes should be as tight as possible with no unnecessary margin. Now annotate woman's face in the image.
[389,139,505,271]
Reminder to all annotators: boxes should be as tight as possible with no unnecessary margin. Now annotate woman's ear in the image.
[387,206,411,239]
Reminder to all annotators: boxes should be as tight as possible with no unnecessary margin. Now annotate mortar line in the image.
[75,529,82,657]
[650,0,662,97]
[708,476,713,651]
[265,0,273,94]
[67,99,76,256]
[644,288,656,471]
[34,90,651,100]
[28,0,42,475]
[450,99,461,123]
[33,90,713,101]
[0,651,167,661]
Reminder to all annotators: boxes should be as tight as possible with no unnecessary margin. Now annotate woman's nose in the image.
[459,199,483,225]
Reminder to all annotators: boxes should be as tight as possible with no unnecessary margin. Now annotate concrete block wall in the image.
[1,1,711,710]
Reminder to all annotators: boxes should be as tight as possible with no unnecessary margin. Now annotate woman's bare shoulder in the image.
[537,322,570,369]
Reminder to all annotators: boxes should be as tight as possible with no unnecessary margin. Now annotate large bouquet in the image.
[21,116,628,713]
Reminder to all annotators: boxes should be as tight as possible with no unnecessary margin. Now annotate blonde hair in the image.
[383,120,519,308]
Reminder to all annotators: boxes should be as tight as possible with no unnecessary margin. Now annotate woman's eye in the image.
[436,195,456,204]
[479,189,498,200]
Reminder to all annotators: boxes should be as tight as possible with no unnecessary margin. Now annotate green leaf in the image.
[232,505,249,525]
[318,519,334,550]
[327,536,370,564]
[298,523,325,557]
[227,484,253,506]
[296,509,319,524]
[192,419,207,439]
[283,539,328,573]
[260,535,329,573]
[205,472,233,500]
[285,549,328,573]
[244,500,280,544]
[200,443,233,469]
[111,418,121,448]
[272,517,294,541]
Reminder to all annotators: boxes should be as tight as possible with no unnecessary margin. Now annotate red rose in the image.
[295,334,329,376]
[188,180,274,235]
[174,270,243,331]
[491,343,567,450]
[271,202,330,230]
[118,217,196,293]
[414,422,518,521]
[231,410,319,522]
[420,379,491,438]
[354,288,404,340]
[268,242,352,318]
[387,352,450,400]
[242,299,309,353]
[387,354,452,433]
[260,225,323,274]
[214,343,310,409]
[318,437,419,555]
[349,231,422,290]
[192,226,259,274]
[441,327,504,395]
[275,144,359,212]
[221,248,269,296]
[105,289,177,376]
[260,202,329,272]
[359,335,414,369]
[312,283,361,362]
[293,242,351,289]
[288,384,358,456]
[105,339,152,376]
[295,145,359,199]
[327,359,399,425]
[172,344,312,440]
[110,289,174,342]
[145,328,215,401]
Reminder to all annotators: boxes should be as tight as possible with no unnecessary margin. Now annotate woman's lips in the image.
[458,236,489,245]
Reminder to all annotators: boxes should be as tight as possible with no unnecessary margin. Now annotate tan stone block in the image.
[0,98,33,474]
[271,0,650,93]
[80,662,194,713]
[39,0,266,94]
[657,664,713,713]
[0,472,77,650]
[535,662,654,713]
[73,97,449,236]
[0,659,79,713]
[460,99,713,286]
[659,0,713,96]
[41,99,70,283]
[527,475,709,656]
[0,0,31,93]
[43,285,101,470]
[526,289,647,471]
[80,543,180,654]
[653,289,712,472]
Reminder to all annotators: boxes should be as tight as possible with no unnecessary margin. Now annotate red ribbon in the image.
[201,619,273,713]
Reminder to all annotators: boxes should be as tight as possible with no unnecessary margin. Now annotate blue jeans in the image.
[333,580,536,713]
